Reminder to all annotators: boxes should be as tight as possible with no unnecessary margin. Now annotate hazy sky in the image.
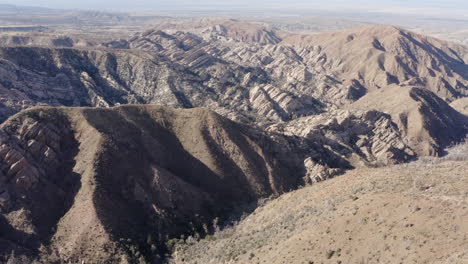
[2,0,468,17]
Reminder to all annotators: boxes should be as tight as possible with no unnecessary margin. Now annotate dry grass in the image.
[410,138,468,165]
[170,158,468,264]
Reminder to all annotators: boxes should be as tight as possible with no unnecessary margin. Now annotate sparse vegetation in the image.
[169,157,468,263]
[0,5,467,263]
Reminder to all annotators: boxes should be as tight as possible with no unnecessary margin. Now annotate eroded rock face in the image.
[0,110,79,261]
[0,25,466,129]
[0,22,466,263]
[303,157,343,183]
[269,109,416,167]
[350,86,468,156]
[0,117,72,195]
[0,105,313,263]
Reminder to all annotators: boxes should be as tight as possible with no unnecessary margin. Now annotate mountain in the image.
[348,85,468,156]
[150,19,282,45]
[0,25,466,160]
[0,34,93,47]
[0,46,218,123]
[0,21,467,263]
[0,105,307,263]
[201,19,282,45]
[0,25,467,125]
[282,25,468,102]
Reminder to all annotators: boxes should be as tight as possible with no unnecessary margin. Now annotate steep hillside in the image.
[171,160,468,264]
[268,109,417,168]
[451,97,468,115]
[0,105,305,263]
[1,25,467,127]
[348,85,468,156]
[282,25,468,102]
[0,34,76,47]
[119,25,468,121]
[0,43,322,124]
[0,46,226,122]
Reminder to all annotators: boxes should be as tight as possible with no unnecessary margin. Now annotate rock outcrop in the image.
[349,85,468,156]
[0,25,467,129]
[0,105,308,263]
[269,109,416,167]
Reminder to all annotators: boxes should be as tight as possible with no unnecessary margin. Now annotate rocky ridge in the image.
[0,105,308,262]
[0,21,467,263]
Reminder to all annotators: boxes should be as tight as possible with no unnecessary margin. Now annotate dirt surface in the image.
[172,160,468,264]
[0,13,466,264]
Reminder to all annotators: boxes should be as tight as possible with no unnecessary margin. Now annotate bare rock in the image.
[303,157,343,183]
[268,109,416,166]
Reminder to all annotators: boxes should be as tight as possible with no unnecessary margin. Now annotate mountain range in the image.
[0,18,467,263]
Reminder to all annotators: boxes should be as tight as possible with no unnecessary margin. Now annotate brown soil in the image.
[172,160,468,264]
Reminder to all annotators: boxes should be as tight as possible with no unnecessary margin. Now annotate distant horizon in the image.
[1,1,468,19]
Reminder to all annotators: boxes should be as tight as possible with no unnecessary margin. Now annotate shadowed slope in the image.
[349,85,468,156]
[0,105,304,263]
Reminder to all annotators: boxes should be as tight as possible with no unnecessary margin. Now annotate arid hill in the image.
[1,25,466,125]
[282,25,468,102]
[201,19,281,45]
[348,85,468,156]
[0,20,467,264]
[0,105,309,263]
[150,19,282,45]
[171,159,468,264]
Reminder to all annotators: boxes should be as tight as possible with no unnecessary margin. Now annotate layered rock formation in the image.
[282,25,468,101]
[0,22,467,263]
[268,109,417,168]
[0,105,308,263]
[349,85,468,156]
[0,25,467,127]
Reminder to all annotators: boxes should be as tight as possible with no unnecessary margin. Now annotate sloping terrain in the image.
[282,25,468,101]
[0,46,224,123]
[348,85,468,156]
[1,25,466,126]
[0,20,467,264]
[200,19,281,45]
[451,97,468,116]
[0,105,306,263]
[268,109,417,168]
[171,159,468,264]
[150,19,282,45]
